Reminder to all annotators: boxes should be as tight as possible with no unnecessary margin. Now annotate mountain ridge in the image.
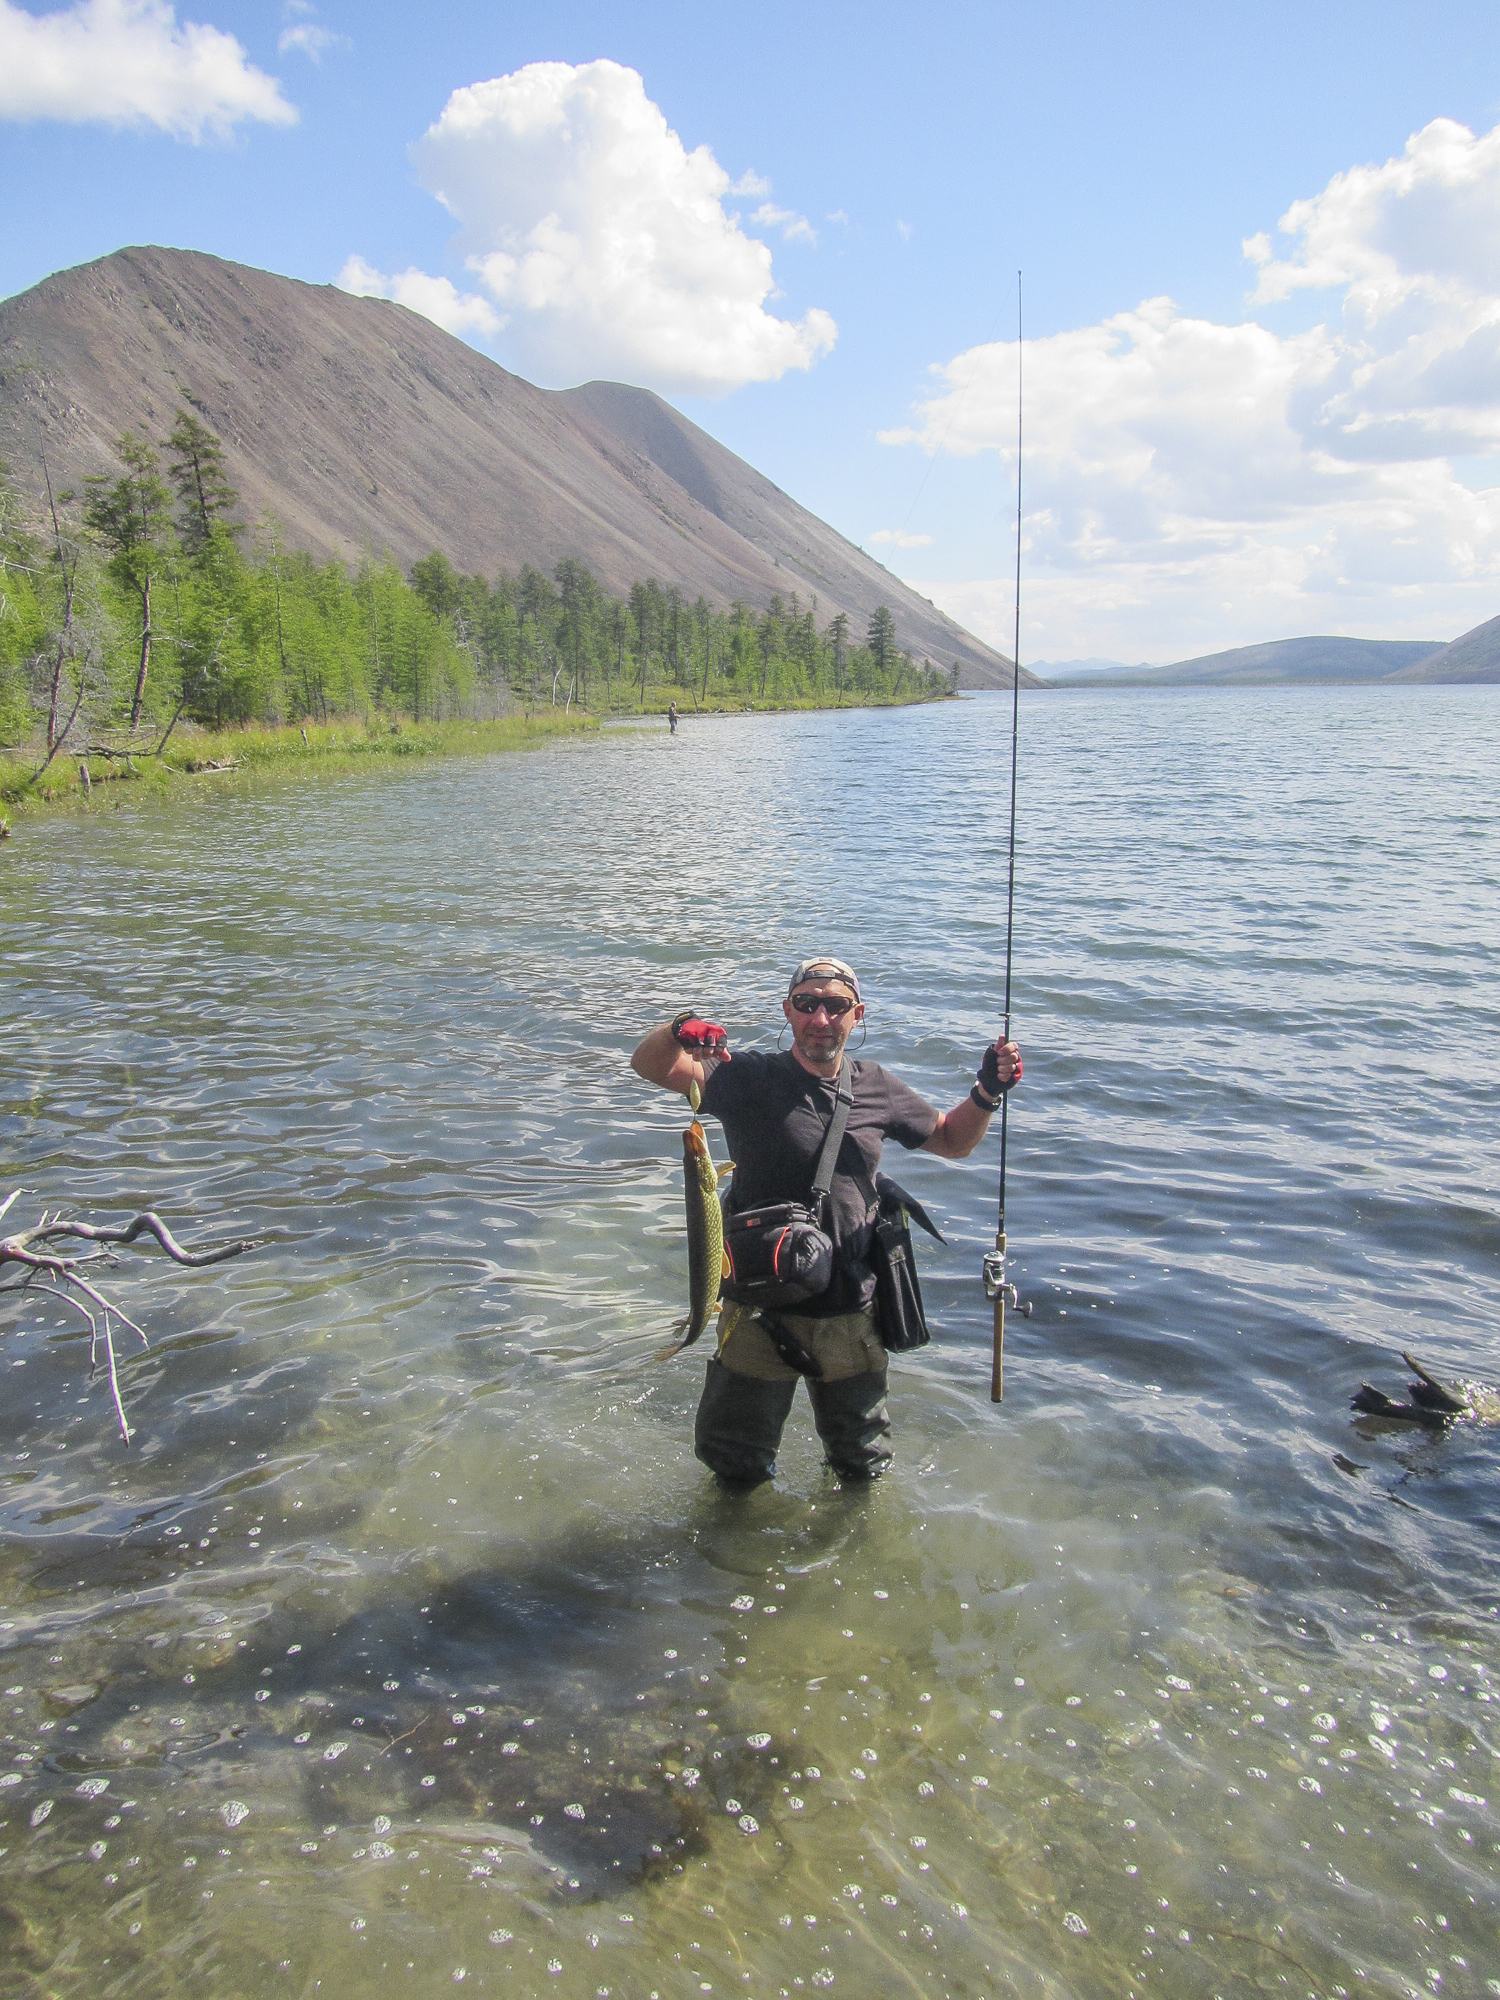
[1385,611,1500,683]
[0,246,1030,689]
[1053,634,1449,687]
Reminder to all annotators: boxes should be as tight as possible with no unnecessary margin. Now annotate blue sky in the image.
[4,0,1500,661]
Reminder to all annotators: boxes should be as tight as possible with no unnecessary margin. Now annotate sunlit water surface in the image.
[1,687,1497,2000]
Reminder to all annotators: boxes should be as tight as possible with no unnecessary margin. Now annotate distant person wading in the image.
[630,958,1021,1485]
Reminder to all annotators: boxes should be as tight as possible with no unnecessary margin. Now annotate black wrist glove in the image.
[977,1042,1021,1101]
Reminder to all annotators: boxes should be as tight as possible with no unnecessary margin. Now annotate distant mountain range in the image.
[0,246,1029,690]
[1028,656,1152,681]
[1042,626,1500,687]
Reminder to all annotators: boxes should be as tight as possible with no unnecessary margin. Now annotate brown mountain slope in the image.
[1385,610,1500,684]
[0,246,1029,689]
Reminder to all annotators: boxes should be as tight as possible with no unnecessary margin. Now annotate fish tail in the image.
[655,1314,698,1363]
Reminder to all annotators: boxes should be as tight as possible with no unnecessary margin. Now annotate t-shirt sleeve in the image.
[877,1066,942,1149]
[700,1049,752,1121]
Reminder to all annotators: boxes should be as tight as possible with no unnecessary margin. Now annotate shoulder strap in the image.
[808,1056,855,1205]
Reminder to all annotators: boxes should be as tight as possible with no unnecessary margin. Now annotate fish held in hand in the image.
[661,1120,730,1359]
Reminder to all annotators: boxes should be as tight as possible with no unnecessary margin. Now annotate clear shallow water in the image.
[0,686,1497,2000]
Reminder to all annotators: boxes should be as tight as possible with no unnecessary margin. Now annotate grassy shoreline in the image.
[0,711,598,821]
[0,690,952,826]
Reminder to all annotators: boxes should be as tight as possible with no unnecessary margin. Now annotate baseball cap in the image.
[787,955,861,1001]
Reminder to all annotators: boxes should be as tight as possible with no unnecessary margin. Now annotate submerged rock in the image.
[42,1683,101,1714]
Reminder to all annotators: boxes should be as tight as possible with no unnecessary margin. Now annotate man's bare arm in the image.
[922,1038,1020,1160]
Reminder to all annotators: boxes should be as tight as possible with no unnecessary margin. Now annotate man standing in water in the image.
[630,957,1021,1485]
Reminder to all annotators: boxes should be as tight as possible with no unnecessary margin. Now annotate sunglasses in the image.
[789,993,857,1017]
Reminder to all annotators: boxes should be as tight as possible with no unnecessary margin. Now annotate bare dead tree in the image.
[30,639,103,780]
[40,454,81,752]
[0,1191,257,1442]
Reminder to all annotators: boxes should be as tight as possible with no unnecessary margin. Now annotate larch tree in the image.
[867,604,897,678]
[829,610,850,700]
[166,409,240,555]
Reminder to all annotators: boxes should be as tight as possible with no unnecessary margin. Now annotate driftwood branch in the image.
[0,1197,257,1443]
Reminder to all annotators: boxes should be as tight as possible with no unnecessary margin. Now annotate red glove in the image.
[671,1011,728,1055]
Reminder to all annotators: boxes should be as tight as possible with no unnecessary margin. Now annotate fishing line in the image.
[999,275,1023,1226]
[982,273,1030,1401]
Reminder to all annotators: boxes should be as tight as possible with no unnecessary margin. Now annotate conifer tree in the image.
[166,409,240,554]
[867,604,897,677]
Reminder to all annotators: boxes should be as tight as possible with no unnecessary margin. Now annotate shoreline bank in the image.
[0,689,954,827]
[0,712,597,824]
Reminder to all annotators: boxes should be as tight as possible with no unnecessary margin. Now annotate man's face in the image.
[782,979,864,1069]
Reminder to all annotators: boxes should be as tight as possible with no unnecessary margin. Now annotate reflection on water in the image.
[1,688,1497,1998]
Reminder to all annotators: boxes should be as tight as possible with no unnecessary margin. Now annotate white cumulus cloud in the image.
[0,0,296,139]
[403,58,835,394]
[336,255,503,342]
[883,115,1500,659]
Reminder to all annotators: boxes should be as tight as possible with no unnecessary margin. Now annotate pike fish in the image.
[664,1116,731,1359]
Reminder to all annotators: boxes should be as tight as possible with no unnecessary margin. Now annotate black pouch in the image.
[868,1175,945,1353]
[723,1203,834,1306]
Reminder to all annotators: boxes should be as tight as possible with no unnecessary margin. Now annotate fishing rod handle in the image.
[989,1229,1006,1402]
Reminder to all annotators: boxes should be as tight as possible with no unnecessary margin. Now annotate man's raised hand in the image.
[671,1012,729,1056]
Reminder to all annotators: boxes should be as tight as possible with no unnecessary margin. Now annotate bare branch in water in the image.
[0,1200,259,1443]
[28,1210,255,1268]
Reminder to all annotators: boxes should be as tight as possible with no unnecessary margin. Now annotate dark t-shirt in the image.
[700,1049,940,1316]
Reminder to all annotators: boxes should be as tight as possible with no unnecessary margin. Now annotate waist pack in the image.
[721,1199,834,1305]
[721,1056,854,1308]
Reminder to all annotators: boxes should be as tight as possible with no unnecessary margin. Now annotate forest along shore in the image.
[1,411,958,823]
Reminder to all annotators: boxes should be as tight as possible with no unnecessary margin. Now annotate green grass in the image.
[0,710,597,819]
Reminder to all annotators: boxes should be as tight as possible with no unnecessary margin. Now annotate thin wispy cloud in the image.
[279,23,345,61]
[752,201,817,246]
[352,59,835,395]
[882,115,1500,657]
[0,0,296,139]
[868,528,934,549]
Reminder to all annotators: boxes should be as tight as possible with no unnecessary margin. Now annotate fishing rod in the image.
[982,272,1032,1400]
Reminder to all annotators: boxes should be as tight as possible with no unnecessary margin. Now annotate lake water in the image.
[1,687,1497,2000]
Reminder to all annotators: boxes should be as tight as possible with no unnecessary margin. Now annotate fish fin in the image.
[655,1336,688,1362]
[721,1249,731,1279]
[716,1161,735,1181]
